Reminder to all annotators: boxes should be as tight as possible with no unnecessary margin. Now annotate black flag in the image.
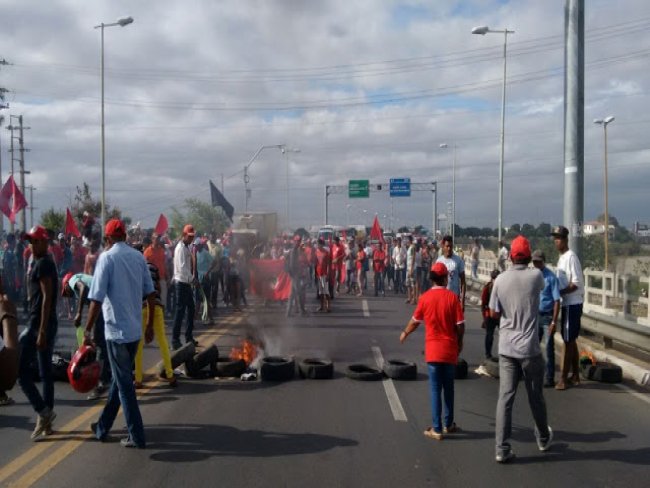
[209,180,234,221]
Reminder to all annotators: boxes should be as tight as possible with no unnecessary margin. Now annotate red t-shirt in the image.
[356,249,366,270]
[413,286,464,364]
[373,249,386,273]
[315,248,330,277]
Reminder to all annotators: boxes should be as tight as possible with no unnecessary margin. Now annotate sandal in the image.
[555,381,567,391]
[423,427,443,440]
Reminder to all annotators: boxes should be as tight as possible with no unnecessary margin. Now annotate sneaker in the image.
[536,426,553,452]
[87,383,107,400]
[495,450,515,463]
[423,428,443,440]
[31,409,56,440]
[443,423,460,434]
[120,437,145,449]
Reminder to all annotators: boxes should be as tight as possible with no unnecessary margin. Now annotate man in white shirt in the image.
[392,238,406,294]
[498,241,509,272]
[436,235,466,310]
[172,224,197,350]
[551,226,584,391]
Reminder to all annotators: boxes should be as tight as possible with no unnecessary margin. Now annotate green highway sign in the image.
[348,179,369,198]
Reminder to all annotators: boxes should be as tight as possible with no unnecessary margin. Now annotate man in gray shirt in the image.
[489,235,552,463]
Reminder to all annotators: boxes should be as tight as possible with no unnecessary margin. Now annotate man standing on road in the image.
[372,241,387,297]
[400,262,464,441]
[172,224,197,350]
[551,225,584,391]
[532,250,561,387]
[315,239,331,313]
[86,219,155,449]
[286,235,308,317]
[405,236,416,304]
[19,226,59,440]
[392,237,406,294]
[470,239,481,279]
[489,235,552,463]
[436,235,466,310]
[497,241,509,272]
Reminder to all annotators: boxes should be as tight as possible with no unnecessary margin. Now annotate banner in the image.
[0,175,28,224]
[209,180,234,221]
[154,213,169,235]
[64,208,81,238]
[248,259,291,301]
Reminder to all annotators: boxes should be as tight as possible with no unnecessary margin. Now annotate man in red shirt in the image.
[373,241,387,297]
[331,237,345,294]
[400,262,465,440]
[315,239,331,313]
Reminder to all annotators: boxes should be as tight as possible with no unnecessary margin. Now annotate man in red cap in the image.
[489,235,552,463]
[18,225,59,440]
[400,261,465,441]
[172,224,197,350]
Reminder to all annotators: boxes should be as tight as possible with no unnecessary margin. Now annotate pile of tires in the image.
[185,344,219,378]
[260,356,296,381]
[580,361,622,383]
[345,364,384,381]
[383,360,417,380]
[214,358,247,377]
[298,358,334,379]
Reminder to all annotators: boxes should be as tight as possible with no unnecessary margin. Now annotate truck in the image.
[231,212,278,254]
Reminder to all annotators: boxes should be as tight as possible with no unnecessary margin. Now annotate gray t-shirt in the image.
[489,264,545,358]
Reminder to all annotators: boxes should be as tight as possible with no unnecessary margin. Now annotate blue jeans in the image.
[394,267,404,294]
[94,312,112,385]
[471,261,479,279]
[427,362,455,433]
[95,340,145,447]
[538,313,555,384]
[18,325,57,414]
[374,271,384,295]
[172,281,195,345]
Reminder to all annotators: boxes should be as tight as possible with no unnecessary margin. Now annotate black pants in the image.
[172,281,195,344]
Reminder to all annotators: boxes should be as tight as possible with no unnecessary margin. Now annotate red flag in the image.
[154,213,169,235]
[370,215,384,243]
[248,259,291,301]
[0,175,28,224]
[65,208,81,238]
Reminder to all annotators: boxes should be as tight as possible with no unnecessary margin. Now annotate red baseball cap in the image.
[105,219,126,237]
[510,235,531,259]
[183,224,196,236]
[430,262,448,277]
[26,225,49,241]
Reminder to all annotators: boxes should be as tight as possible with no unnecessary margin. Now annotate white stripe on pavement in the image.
[371,346,408,422]
[362,299,370,317]
[613,382,650,406]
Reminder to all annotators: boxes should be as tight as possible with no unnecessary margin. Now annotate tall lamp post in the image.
[281,145,300,230]
[94,16,133,235]
[439,143,457,244]
[594,116,615,270]
[472,25,514,244]
[244,144,284,212]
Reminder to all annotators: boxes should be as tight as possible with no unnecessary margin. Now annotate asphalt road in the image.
[1,287,649,487]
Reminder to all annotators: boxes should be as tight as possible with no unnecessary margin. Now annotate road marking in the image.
[371,346,408,422]
[613,382,650,406]
[4,319,239,487]
[362,300,370,317]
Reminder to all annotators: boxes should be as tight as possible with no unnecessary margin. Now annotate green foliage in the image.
[40,207,65,233]
[70,182,128,226]
[170,198,229,239]
[397,226,410,233]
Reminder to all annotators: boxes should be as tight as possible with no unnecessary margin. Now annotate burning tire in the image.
[455,358,468,379]
[581,362,622,383]
[298,358,334,379]
[159,342,195,378]
[215,358,247,378]
[346,364,384,381]
[383,360,417,380]
[483,357,499,378]
[260,356,296,382]
[185,345,219,378]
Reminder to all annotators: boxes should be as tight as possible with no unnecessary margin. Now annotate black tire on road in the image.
[455,358,468,379]
[260,356,296,382]
[185,344,219,378]
[483,357,499,378]
[346,364,384,381]
[383,360,417,380]
[215,357,247,377]
[581,362,622,383]
[298,358,334,379]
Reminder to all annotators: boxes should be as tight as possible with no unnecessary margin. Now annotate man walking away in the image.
[489,235,552,463]
[532,250,560,387]
[172,224,197,350]
[86,219,155,449]
[551,226,584,391]
[19,226,59,440]
[401,262,464,441]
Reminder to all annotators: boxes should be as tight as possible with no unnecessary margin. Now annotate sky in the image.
[0,0,649,233]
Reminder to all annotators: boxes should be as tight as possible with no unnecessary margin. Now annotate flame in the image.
[230,339,258,366]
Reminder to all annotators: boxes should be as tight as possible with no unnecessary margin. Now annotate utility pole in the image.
[7,119,15,233]
[29,185,36,228]
[18,115,30,233]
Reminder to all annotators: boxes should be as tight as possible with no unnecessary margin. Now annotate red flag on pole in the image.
[154,213,169,235]
[370,215,384,243]
[65,208,81,237]
[0,175,28,224]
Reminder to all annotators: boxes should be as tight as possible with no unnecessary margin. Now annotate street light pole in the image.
[472,25,514,244]
[281,146,300,229]
[594,116,615,270]
[440,143,457,243]
[243,144,284,212]
[94,16,133,235]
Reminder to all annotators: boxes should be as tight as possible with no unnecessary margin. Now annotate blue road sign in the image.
[390,178,411,197]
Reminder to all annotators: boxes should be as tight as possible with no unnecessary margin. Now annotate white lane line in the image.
[613,382,650,406]
[362,299,370,317]
[371,346,408,422]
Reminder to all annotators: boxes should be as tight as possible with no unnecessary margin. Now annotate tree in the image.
[70,182,130,230]
[521,223,536,237]
[536,222,552,238]
[40,207,65,233]
[170,198,229,239]
[397,226,410,233]
[596,213,619,227]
